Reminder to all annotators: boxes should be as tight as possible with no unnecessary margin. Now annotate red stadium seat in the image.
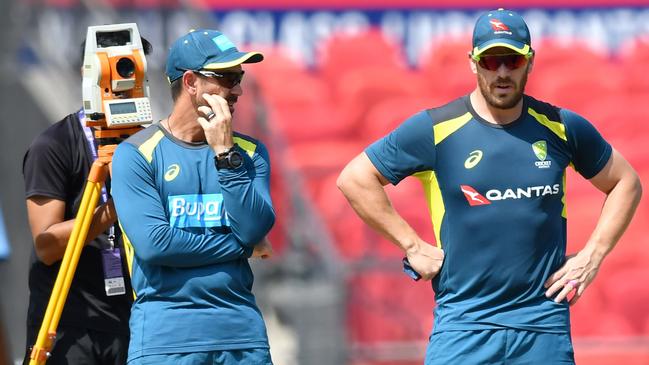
[570,285,606,337]
[418,37,476,100]
[249,46,309,76]
[359,95,445,143]
[283,139,364,178]
[314,172,370,261]
[252,49,334,119]
[620,62,649,95]
[576,340,649,365]
[525,39,618,108]
[575,93,649,143]
[384,178,437,252]
[317,29,407,83]
[529,65,623,111]
[619,38,649,94]
[347,270,434,343]
[595,313,637,337]
[267,102,353,144]
[331,67,432,135]
[600,267,649,334]
[258,71,332,109]
[533,38,610,69]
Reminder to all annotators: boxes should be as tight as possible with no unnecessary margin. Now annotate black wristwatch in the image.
[214,146,243,170]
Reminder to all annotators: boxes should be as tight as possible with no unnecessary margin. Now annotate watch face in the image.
[229,151,243,167]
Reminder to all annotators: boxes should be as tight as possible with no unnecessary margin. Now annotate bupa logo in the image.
[461,184,561,206]
[168,194,230,228]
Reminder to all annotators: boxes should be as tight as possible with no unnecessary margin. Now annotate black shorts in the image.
[24,325,128,365]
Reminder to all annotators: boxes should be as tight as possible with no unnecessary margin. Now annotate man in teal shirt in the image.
[338,8,642,364]
[112,29,275,365]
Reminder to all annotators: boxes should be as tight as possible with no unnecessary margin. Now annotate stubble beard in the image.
[478,67,529,110]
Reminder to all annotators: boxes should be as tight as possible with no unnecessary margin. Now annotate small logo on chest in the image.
[464,150,483,169]
[532,141,551,169]
[460,185,491,206]
[164,164,181,181]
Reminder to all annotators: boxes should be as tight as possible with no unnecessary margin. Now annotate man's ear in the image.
[182,71,199,96]
[527,54,535,74]
[469,52,478,74]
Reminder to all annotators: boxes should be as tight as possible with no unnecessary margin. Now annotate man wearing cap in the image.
[338,8,642,364]
[111,29,276,365]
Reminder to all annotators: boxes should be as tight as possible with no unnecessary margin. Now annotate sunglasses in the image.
[194,70,245,88]
[473,53,531,71]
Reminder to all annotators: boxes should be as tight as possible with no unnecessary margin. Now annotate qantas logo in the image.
[489,19,513,35]
[460,185,491,206]
[490,19,510,31]
[461,184,561,206]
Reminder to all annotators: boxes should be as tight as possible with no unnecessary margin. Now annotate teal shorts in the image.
[425,328,575,365]
[127,348,273,365]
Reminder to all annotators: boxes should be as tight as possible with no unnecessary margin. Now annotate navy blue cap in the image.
[165,29,263,83]
[472,9,532,58]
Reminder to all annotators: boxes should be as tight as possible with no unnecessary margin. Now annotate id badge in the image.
[101,248,126,296]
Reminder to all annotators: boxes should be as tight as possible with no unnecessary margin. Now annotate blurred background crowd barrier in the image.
[0,1,648,364]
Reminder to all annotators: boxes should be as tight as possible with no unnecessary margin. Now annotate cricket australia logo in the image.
[532,141,551,169]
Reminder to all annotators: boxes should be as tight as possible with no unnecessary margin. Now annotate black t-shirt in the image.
[22,111,131,334]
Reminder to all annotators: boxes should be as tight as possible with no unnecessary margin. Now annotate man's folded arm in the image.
[112,142,251,267]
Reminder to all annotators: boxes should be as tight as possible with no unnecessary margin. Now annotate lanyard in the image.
[78,110,108,203]
[78,110,115,245]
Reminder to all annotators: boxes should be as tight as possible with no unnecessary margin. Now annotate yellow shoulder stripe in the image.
[233,136,257,157]
[528,108,567,141]
[434,112,472,145]
[138,130,165,163]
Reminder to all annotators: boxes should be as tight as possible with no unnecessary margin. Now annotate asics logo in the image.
[164,164,180,181]
[464,150,483,169]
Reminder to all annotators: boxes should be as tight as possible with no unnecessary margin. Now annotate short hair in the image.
[170,78,183,102]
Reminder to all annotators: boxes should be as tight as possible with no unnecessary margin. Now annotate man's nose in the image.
[496,62,511,76]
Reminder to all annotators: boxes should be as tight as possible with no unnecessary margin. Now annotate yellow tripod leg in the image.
[29,162,107,364]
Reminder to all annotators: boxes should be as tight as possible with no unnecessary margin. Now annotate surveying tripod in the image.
[29,126,142,365]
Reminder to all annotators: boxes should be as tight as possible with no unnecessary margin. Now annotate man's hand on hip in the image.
[405,242,445,281]
[544,246,604,305]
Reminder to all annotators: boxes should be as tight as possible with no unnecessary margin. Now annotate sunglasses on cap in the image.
[194,70,245,88]
[472,53,532,71]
